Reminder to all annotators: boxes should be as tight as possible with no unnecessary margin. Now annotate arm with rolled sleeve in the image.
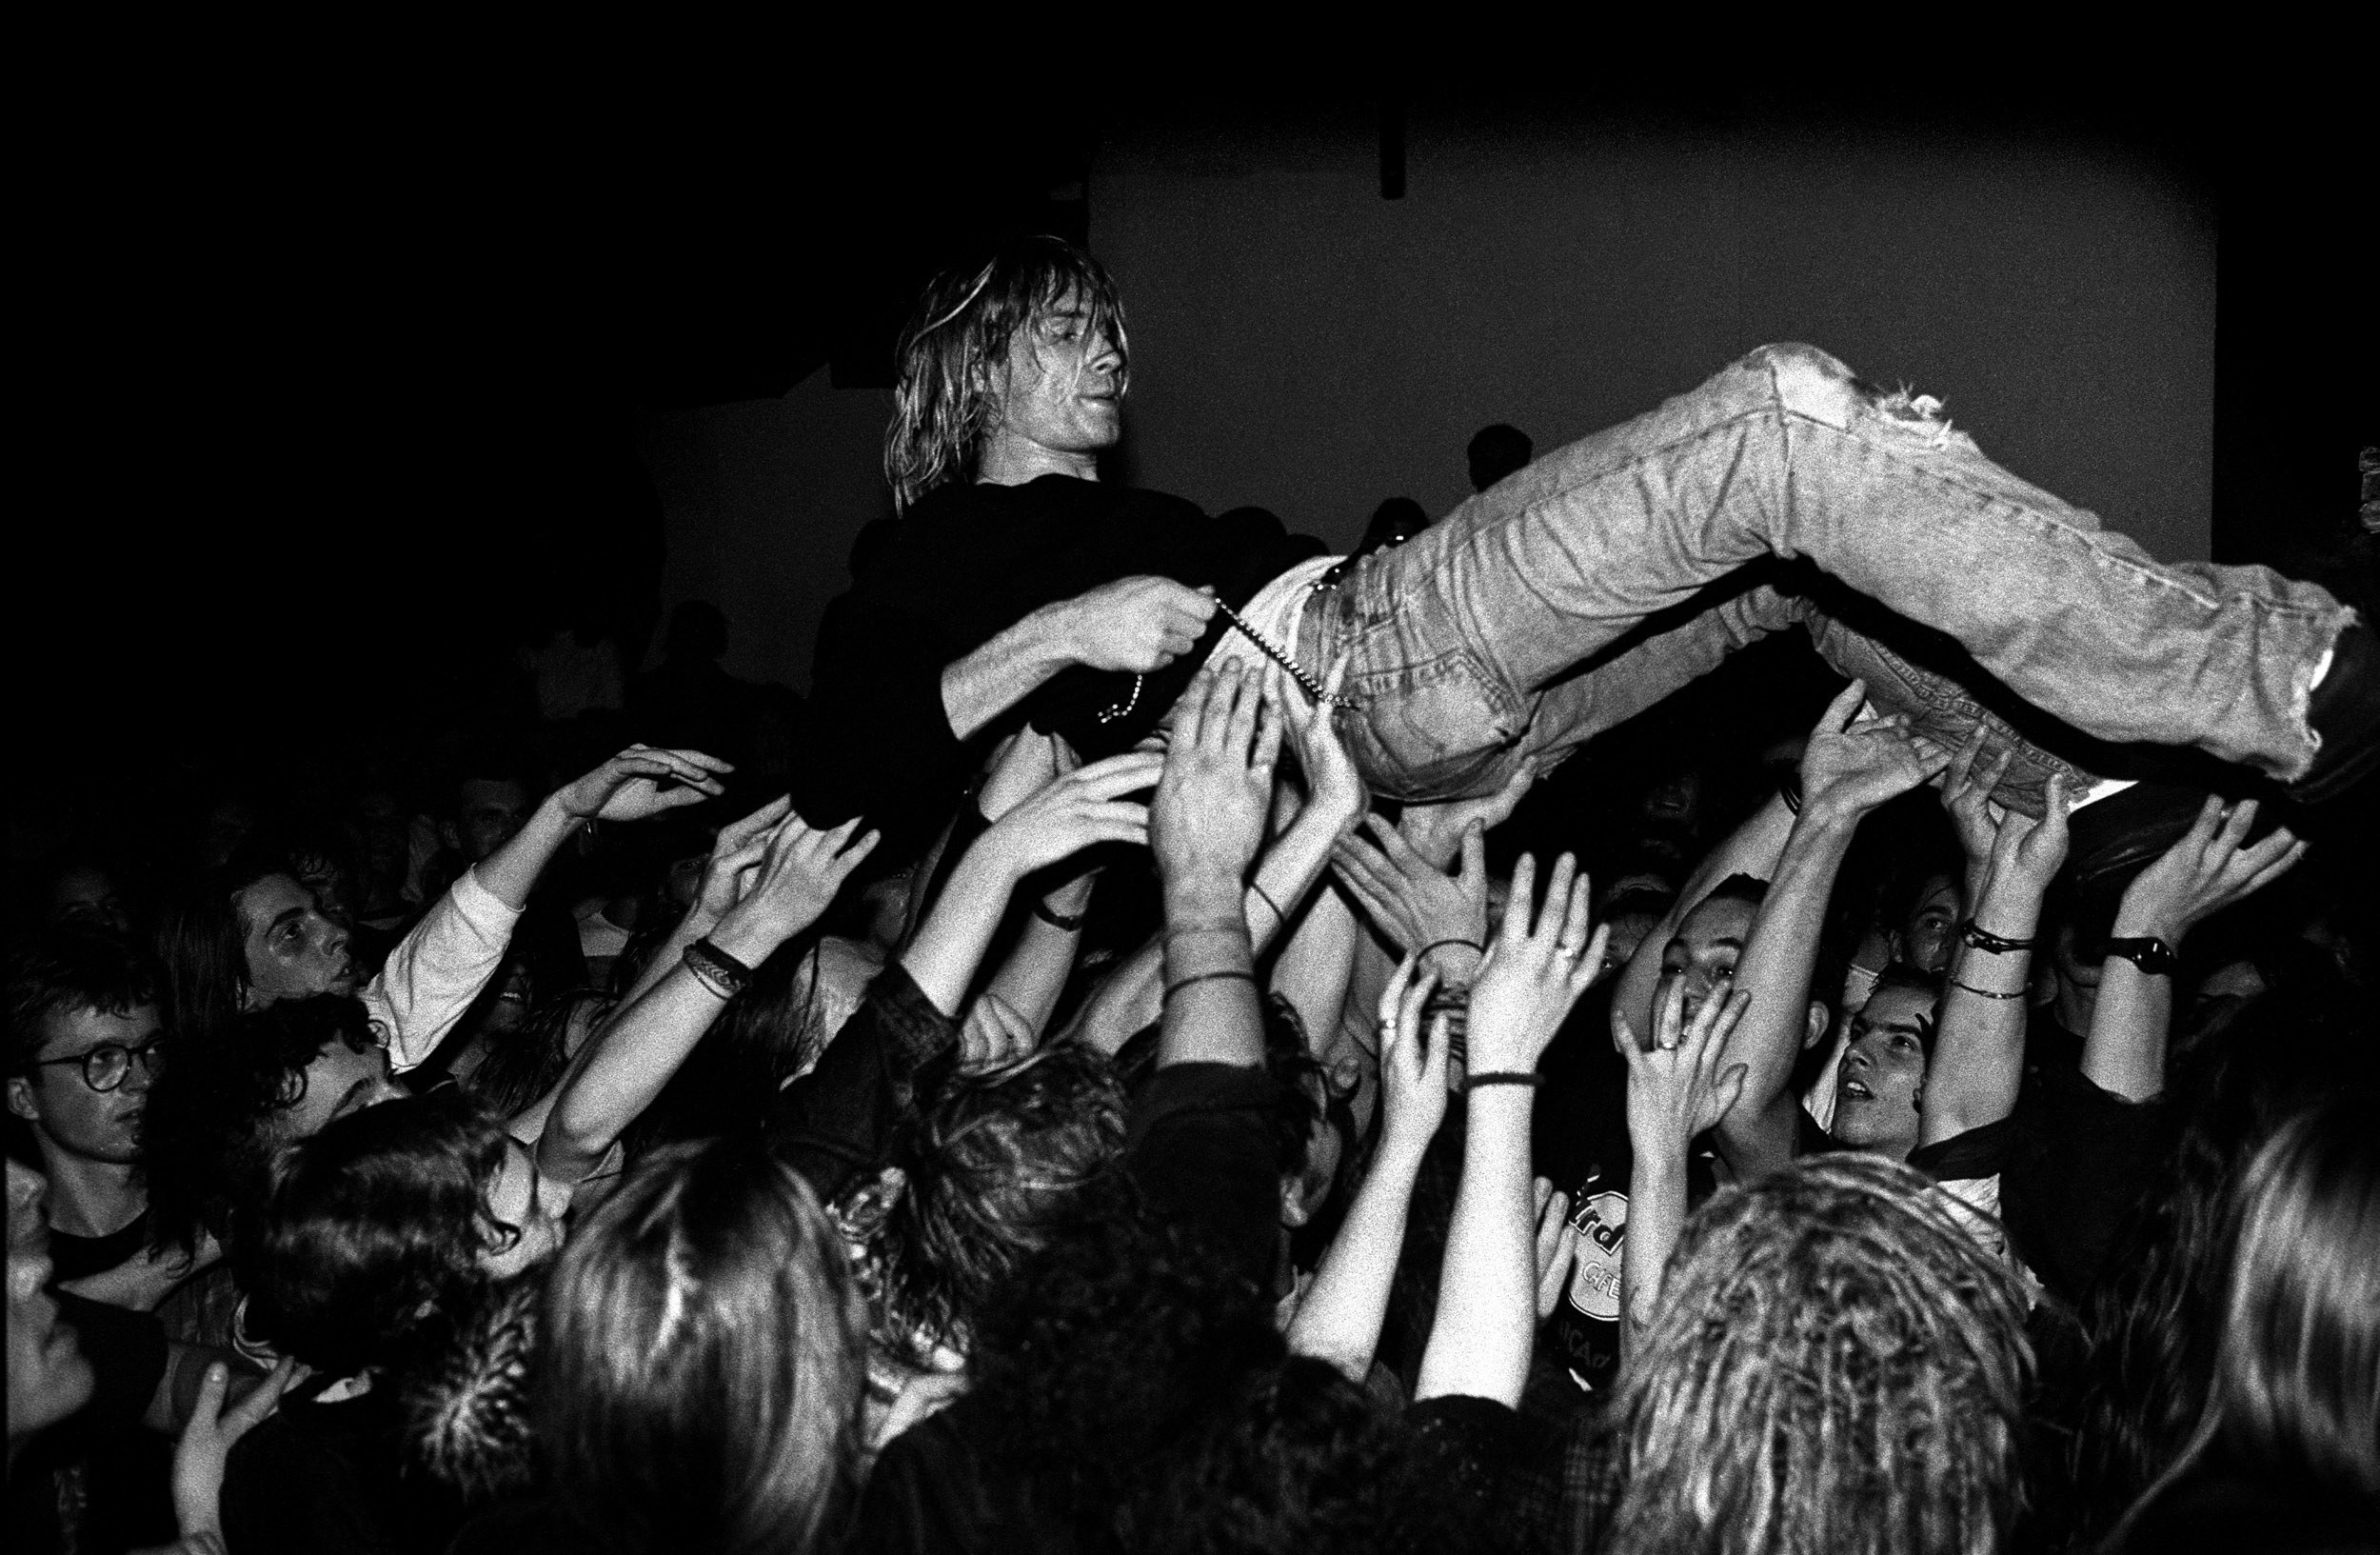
[370,867,521,1074]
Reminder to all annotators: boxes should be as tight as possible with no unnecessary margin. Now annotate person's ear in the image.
[1801,1001,1832,1051]
[1912,1083,1924,1115]
[6,1075,42,1124]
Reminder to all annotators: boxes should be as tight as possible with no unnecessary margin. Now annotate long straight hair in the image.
[2109,1100,2380,1541]
[539,1136,867,1555]
[883,235,1128,514]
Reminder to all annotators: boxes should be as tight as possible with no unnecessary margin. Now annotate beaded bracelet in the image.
[1464,1071,1543,1091]
[1163,969,1259,1002]
[684,938,754,998]
[1950,977,2027,1001]
[684,959,738,1001]
[1959,920,2036,955]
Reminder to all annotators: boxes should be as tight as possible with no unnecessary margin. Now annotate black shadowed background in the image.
[10,67,2369,851]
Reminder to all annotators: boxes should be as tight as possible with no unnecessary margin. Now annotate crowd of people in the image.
[9,233,2377,1555]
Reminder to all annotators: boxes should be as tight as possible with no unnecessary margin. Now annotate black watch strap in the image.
[2101,936,2178,977]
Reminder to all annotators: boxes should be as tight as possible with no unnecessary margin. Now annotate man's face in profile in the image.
[991,290,1123,464]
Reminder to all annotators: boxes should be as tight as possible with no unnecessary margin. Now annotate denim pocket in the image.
[1347,648,1521,801]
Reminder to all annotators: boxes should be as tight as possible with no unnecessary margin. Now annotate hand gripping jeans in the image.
[1313,344,2354,812]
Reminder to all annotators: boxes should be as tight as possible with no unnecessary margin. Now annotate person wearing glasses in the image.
[3,929,189,1311]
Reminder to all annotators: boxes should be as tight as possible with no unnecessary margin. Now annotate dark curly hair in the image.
[4,927,159,1077]
[238,1087,509,1379]
[965,1195,1483,1555]
[141,993,378,1258]
[874,1043,1127,1362]
[967,1191,1282,1549]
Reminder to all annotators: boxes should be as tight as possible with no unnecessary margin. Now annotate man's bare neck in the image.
[976,436,1098,488]
[40,1149,143,1239]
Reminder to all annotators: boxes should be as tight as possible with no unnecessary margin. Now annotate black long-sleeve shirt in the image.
[798,476,1321,845]
[765,964,957,1205]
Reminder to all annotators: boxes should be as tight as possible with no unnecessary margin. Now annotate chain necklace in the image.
[1093,591,1359,725]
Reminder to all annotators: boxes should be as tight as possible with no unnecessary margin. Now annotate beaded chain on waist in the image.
[1094,588,1358,726]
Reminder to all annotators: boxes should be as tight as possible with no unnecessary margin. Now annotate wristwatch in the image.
[2100,936,2178,977]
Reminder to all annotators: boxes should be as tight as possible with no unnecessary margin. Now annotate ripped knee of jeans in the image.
[1872,385,1949,426]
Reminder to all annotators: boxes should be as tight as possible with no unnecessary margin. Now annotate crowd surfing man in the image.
[799,235,2371,857]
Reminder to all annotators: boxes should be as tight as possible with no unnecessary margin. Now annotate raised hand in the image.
[1333,812,1489,961]
[1799,681,1952,822]
[710,812,881,965]
[172,1357,300,1550]
[1616,973,1752,1156]
[2115,796,2308,946]
[1938,728,2017,866]
[957,992,1038,1072]
[1059,575,1218,674]
[977,749,1162,881]
[1397,759,1538,869]
[1283,654,1368,826]
[693,795,794,923]
[1984,770,2073,902]
[1463,852,1609,1075]
[1149,664,1283,887]
[1375,954,1451,1163]
[555,744,732,822]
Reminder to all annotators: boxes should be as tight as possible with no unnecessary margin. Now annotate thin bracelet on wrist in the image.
[1959,919,2036,955]
[1416,937,1484,964]
[1033,899,1087,932]
[1163,968,1259,1002]
[1949,977,2027,1001]
[1464,1071,1542,1091]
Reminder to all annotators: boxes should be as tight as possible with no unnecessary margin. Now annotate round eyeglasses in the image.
[30,1035,167,1093]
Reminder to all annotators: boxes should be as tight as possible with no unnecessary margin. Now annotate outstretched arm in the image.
[1289,956,1449,1381]
[1617,978,1751,1374]
[536,808,879,1188]
[901,750,1160,1017]
[1149,666,1280,1071]
[1923,771,2069,1145]
[2085,797,2306,1102]
[1416,853,1606,1407]
[377,744,730,1071]
[1715,685,1947,1178]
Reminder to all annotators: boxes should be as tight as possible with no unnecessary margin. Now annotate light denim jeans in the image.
[1314,344,2352,811]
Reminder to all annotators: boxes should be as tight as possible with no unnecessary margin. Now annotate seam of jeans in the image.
[1793,411,2351,628]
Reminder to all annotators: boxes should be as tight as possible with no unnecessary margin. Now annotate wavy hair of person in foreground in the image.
[1602,1152,2033,1555]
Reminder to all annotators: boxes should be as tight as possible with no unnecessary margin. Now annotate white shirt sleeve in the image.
[364,866,523,1073]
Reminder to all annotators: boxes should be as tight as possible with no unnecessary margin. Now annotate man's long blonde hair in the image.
[884,235,1129,514]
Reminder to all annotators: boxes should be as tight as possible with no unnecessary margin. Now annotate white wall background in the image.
[641,112,2215,692]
